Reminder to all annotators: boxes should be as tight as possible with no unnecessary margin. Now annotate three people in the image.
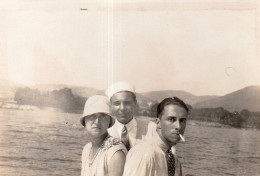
[80,95,127,176]
[80,82,189,176]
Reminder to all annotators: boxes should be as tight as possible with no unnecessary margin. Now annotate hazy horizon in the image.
[2,78,260,97]
[1,1,260,96]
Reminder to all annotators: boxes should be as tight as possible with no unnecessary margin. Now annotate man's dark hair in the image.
[157,97,189,118]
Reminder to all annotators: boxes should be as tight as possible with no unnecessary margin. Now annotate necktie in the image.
[121,125,130,150]
[166,148,175,176]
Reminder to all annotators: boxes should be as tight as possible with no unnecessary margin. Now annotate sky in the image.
[1,0,260,96]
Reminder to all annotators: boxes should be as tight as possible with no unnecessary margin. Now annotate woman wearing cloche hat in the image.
[80,95,127,176]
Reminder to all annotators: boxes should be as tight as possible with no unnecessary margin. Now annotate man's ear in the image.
[156,118,161,129]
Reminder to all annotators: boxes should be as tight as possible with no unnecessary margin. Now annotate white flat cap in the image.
[80,95,114,127]
[106,81,135,100]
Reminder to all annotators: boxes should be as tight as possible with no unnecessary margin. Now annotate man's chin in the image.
[117,117,133,124]
[118,120,130,124]
[168,137,180,145]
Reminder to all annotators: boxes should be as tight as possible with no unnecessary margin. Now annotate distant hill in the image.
[136,93,157,108]
[32,84,102,98]
[193,86,260,112]
[31,84,157,108]
[142,90,195,102]
[1,81,260,112]
[0,82,102,101]
[141,90,218,105]
[0,79,19,100]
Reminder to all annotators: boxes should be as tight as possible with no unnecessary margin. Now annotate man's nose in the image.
[175,120,181,130]
[119,103,126,110]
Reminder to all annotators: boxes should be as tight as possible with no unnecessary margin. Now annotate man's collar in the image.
[125,118,135,128]
[115,118,135,130]
[154,130,173,153]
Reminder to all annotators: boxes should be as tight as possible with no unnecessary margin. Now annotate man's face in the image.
[158,104,187,146]
[110,91,136,124]
[84,113,111,137]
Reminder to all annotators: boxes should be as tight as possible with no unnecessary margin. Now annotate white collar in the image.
[154,132,171,153]
[115,118,136,132]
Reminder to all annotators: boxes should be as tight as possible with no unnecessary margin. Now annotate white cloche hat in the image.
[80,95,114,127]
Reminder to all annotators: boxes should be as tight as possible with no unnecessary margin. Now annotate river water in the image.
[0,109,259,176]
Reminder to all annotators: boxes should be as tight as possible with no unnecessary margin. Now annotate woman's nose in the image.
[94,117,100,124]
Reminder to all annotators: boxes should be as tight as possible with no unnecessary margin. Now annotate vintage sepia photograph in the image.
[0,0,260,176]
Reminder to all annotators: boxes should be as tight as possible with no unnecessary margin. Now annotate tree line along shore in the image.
[4,87,259,129]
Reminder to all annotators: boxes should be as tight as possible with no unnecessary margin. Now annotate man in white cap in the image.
[106,81,157,150]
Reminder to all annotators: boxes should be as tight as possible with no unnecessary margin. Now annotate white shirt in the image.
[123,132,183,176]
[107,117,157,148]
[114,118,136,140]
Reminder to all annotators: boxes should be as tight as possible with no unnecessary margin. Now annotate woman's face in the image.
[84,113,111,137]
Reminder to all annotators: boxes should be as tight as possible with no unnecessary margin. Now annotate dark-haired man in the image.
[106,82,157,150]
[123,97,189,176]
